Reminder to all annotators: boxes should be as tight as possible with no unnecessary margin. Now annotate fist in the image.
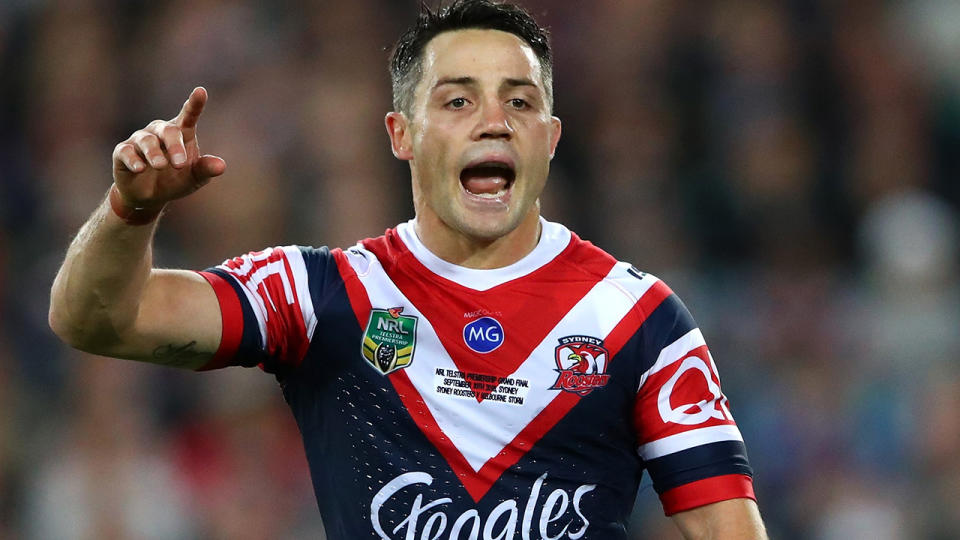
[111,87,226,209]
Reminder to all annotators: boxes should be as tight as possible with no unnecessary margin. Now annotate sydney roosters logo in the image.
[550,336,610,396]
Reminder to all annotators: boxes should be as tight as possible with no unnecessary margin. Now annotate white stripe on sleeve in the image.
[638,424,744,461]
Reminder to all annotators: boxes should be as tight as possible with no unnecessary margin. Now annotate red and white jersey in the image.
[197,218,755,539]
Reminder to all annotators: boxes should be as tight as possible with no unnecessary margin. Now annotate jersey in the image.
[196,218,755,540]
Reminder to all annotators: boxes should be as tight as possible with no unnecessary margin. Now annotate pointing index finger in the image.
[175,86,208,129]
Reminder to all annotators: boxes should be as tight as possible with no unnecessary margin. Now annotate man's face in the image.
[387,29,561,244]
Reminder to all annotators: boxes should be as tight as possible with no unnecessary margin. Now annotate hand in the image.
[112,87,226,209]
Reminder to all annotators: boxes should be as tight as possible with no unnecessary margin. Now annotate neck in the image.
[414,211,542,269]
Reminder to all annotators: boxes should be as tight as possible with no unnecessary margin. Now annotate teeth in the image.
[471,188,507,198]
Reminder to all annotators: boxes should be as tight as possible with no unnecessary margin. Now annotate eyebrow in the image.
[433,76,475,90]
[503,77,538,90]
[432,76,540,92]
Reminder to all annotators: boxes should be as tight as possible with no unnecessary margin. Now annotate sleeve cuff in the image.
[195,271,244,371]
[660,474,756,516]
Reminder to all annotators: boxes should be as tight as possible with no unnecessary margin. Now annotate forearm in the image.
[672,498,768,540]
[49,87,225,366]
[49,189,159,353]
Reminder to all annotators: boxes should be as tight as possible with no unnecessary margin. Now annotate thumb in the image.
[193,155,227,182]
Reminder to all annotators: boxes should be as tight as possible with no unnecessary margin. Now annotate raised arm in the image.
[49,87,228,369]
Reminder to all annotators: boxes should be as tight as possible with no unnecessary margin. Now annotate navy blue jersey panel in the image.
[291,246,365,377]
[635,293,698,373]
[645,440,753,494]
[297,246,341,321]
[507,338,646,537]
[282,352,473,538]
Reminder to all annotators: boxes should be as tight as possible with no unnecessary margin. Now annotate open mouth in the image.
[460,161,516,198]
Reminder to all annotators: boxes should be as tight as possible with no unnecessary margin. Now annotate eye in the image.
[509,98,529,110]
[446,97,468,109]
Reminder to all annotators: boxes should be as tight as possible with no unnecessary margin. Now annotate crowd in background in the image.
[1,1,958,538]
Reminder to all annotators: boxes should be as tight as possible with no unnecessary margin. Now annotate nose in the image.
[471,99,513,141]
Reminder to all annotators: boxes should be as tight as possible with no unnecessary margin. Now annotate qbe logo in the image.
[463,317,504,353]
[658,354,731,425]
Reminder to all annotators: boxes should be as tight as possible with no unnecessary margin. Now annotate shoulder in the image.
[212,245,340,287]
[560,231,675,308]
[209,245,352,313]
[558,231,699,352]
[216,245,332,271]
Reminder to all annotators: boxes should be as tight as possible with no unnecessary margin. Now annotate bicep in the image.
[115,269,221,368]
[671,498,767,540]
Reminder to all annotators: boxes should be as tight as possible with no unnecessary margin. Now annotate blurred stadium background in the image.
[1,1,959,538]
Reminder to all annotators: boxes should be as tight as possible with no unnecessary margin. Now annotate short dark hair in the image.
[389,0,553,115]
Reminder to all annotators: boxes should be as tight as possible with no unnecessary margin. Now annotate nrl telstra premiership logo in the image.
[362,307,418,375]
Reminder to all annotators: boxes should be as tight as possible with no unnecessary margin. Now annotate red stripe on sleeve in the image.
[659,474,756,516]
[280,251,310,367]
[196,271,244,371]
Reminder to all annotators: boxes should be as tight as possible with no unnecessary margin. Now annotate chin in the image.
[452,212,526,243]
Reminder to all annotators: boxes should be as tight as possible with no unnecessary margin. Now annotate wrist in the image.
[108,185,165,226]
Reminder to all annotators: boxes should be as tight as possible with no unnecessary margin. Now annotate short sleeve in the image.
[196,245,324,373]
[632,292,755,516]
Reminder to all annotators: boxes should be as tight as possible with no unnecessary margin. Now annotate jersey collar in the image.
[395,217,572,291]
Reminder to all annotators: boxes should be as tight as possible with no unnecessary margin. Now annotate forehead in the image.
[419,29,543,86]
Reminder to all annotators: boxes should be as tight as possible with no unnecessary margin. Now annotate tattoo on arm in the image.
[152,341,207,367]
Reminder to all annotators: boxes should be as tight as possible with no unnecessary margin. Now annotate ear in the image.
[548,115,562,159]
[385,112,413,161]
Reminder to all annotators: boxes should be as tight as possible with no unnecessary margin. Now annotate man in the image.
[49,1,767,538]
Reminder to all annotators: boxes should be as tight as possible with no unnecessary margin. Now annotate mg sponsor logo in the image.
[371,472,594,540]
[463,317,504,354]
